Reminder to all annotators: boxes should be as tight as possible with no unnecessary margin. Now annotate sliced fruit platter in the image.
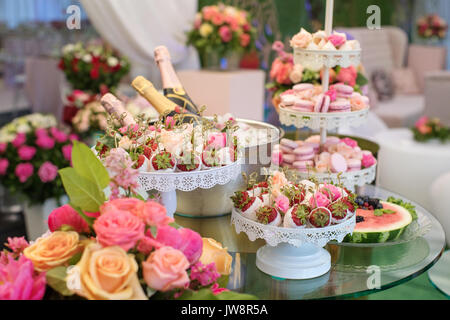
[231,170,357,229]
[341,195,432,246]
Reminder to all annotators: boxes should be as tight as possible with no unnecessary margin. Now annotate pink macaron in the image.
[292,99,314,112]
[292,160,314,172]
[282,153,296,164]
[294,146,315,161]
[280,138,299,150]
[329,99,351,112]
[314,94,331,113]
[293,83,314,93]
[304,142,320,154]
[347,158,362,171]
[281,94,297,106]
[330,153,348,173]
[333,83,354,98]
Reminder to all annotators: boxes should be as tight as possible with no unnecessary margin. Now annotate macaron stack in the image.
[279,82,369,114]
[274,135,377,174]
[290,28,361,52]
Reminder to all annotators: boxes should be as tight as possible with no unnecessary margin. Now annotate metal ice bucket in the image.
[175,119,281,217]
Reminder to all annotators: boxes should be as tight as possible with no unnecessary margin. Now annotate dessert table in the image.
[175,185,446,299]
[375,128,450,212]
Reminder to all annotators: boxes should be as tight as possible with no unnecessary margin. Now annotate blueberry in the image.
[356,215,365,223]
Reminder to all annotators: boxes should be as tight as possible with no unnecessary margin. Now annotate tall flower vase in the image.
[23,196,68,241]
[200,50,242,71]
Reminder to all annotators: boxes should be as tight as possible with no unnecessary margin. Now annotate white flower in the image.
[16,123,31,133]
[118,136,132,150]
[107,56,119,67]
[82,54,92,63]
[62,44,75,55]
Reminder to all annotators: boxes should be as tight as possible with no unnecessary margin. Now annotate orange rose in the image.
[142,246,190,292]
[199,238,232,275]
[23,231,81,272]
[350,96,366,111]
[69,243,147,300]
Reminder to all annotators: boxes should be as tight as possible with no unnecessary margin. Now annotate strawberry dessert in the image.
[150,151,176,172]
[231,191,262,221]
[283,204,310,228]
[255,206,281,226]
[308,207,332,228]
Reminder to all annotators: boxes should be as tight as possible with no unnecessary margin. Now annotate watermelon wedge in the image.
[345,201,413,243]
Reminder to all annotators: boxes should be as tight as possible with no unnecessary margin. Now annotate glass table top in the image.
[174,185,446,300]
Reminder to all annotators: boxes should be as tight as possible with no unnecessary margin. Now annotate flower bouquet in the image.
[0,141,257,300]
[186,3,257,69]
[62,89,98,126]
[58,41,131,94]
[266,41,368,112]
[417,14,448,40]
[0,114,78,206]
[412,116,450,143]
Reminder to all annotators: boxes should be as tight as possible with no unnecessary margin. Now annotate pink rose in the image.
[275,195,290,213]
[62,144,73,162]
[290,30,312,48]
[309,192,331,208]
[276,62,294,85]
[35,135,55,150]
[336,66,357,87]
[0,254,46,300]
[272,40,285,53]
[48,204,90,233]
[340,137,358,148]
[319,184,342,202]
[328,34,346,47]
[415,116,429,129]
[11,133,26,148]
[93,210,145,251]
[37,161,58,183]
[240,33,251,47]
[50,127,68,143]
[417,124,432,134]
[165,116,176,129]
[202,6,217,21]
[139,225,202,264]
[289,64,304,83]
[361,153,376,168]
[0,142,7,154]
[0,158,9,175]
[219,25,232,42]
[68,134,79,141]
[142,246,190,292]
[207,132,227,149]
[211,12,224,26]
[101,198,173,228]
[15,163,33,183]
[35,128,48,138]
[17,145,36,161]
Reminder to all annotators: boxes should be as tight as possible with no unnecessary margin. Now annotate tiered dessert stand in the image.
[138,159,241,218]
[277,0,375,191]
[232,0,361,280]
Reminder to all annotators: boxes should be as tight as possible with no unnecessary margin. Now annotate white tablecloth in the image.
[375,128,450,211]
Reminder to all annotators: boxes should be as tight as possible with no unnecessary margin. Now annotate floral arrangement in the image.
[95,102,240,173]
[0,142,256,300]
[58,41,130,94]
[186,3,257,64]
[266,41,368,111]
[417,14,448,40]
[0,114,79,205]
[231,170,358,228]
[412,116,450,143]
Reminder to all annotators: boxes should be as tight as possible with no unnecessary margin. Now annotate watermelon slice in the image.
[345,201,413,243]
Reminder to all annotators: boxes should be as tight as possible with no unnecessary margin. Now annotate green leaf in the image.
[71,140,110,189]
[150,225,158,238]
[168,222,182,229]
[46,267,74,297]
[59,167,105,212]
[356,72,369,86]
[68,251,83,265]
[71,204,95,229]
[216,275,229,289]
[146,287,157,298]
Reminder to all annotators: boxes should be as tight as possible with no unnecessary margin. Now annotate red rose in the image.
[90,67,99,79]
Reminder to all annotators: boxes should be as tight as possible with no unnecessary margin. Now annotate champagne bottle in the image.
[131,76,198,123]
[100,93,136,127]
[154,45,200,115]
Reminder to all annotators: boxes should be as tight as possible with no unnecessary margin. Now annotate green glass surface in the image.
[175,185,446,300]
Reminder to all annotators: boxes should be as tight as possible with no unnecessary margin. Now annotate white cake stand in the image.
[231,209,355,279]
[138,159,242,218]
[293,48,361,71]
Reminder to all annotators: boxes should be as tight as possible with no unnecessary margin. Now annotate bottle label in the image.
[164,88,199,114]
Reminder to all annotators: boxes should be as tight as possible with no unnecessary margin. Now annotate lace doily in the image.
[138,159,242,192]
[293,48,361,71]
[231,209,356,248]
[278,106,369,130]
[285,164,377,192]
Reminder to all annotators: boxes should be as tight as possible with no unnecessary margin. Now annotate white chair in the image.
[430,171,450,247]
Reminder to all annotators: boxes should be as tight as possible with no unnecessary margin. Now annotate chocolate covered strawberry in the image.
[231,191,262,221]
[150,151,175,172]
[328,198,351,223]
[202,148,220,168]
[176,151,200,172]
[143,138,159,159]
[282,184,306,206]
[134,154,146,170]
[308,207,331,228]
[283,204,310,228]
[255,206,281,226]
